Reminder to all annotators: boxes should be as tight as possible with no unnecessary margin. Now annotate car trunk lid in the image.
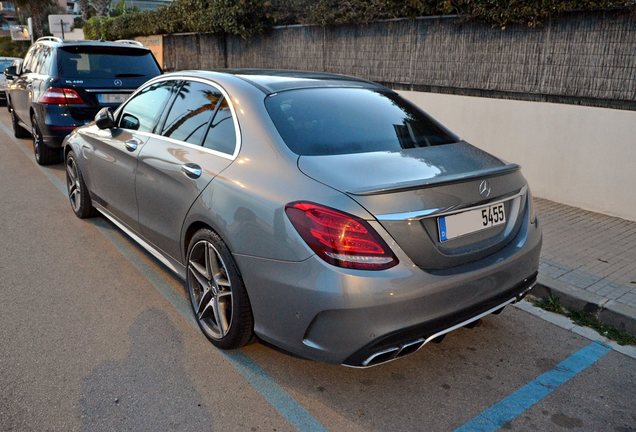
[298,142,529,270]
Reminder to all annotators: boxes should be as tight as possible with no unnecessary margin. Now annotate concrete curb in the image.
[513,300,636,360]
[531,273,636,336]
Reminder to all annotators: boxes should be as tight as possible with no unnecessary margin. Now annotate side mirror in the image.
[4,66,16,79]
[95,107,115,130]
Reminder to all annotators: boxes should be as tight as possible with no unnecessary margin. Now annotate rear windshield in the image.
[57,46,161,78]
[265,88,457,156]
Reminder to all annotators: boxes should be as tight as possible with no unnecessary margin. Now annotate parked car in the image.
[0,56,21,106]
[5,37,161,165]
[63,70,542,367]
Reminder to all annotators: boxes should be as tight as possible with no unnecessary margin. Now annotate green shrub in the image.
[0,36,29,58]
[83,0,635,40]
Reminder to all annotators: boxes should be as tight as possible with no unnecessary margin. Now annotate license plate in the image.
[438,203,506,242]
[98,93,129,104]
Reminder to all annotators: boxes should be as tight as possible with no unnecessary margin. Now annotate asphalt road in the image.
[0,109,634,432]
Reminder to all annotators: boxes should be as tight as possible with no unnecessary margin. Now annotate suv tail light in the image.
[285,202,398,270]
[39,87,85,105]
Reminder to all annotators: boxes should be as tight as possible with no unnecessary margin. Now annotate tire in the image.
[186,228,254,349]
[65,150,96,219]
[11,108,29,138]
[32,114,61,165]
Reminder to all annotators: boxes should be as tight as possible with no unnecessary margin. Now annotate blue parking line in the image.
[1,123,328,432]
[455,341,611,432]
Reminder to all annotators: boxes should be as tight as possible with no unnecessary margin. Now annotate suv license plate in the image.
[438,203,506,242]
[98,93,128,104]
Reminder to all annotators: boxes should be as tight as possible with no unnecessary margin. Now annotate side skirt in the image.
[94,203,187,280]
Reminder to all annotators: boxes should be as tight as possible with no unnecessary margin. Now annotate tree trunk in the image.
[89,0,111,17]
[79,0,90,20]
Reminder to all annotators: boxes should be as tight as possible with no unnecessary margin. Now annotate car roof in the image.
[165,69,390,95]
[34,38,150,51]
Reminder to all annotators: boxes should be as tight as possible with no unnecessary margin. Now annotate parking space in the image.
[0,110,634,431]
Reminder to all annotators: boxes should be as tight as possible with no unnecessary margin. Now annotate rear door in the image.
[81,79,177,231]
[135,79,238,260]
[10,45,39,125]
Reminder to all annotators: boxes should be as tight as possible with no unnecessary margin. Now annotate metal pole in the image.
[60,19,65,40]
[27,17,33,43]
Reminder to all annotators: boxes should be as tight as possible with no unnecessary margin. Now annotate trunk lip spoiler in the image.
[346,163,520,196]
[374,184,527,222]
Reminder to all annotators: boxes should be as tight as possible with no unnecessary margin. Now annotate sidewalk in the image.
[531,198,636,335]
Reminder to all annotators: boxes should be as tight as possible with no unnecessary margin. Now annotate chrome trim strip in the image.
[113,75,242,161]
[95,204,186,279]
[420,298,517,347]
[84,89,135,93]
[376,185,527,221]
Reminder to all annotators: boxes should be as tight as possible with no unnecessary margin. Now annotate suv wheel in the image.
[32,114,61,165]
[187,229,254,349]
[11,109,29,138]
[65,151,96,218]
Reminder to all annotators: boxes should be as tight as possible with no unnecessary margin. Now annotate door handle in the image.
[181,163,202,179]
[124,139,139,152]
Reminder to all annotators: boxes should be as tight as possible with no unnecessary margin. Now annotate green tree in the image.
[13,0,56,38]
[78,0,91,20]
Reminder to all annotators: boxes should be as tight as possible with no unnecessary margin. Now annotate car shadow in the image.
[79,308,213,431]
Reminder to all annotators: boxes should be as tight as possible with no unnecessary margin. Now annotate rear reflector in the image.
[285,201,398,270]
[39,87,85,105]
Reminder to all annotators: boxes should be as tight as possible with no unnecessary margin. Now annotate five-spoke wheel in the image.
[187,229,253,349]
[65,151,96,218]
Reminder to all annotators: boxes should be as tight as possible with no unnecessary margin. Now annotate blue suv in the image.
[5,37,161,165]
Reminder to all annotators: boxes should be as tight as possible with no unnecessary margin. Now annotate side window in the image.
[22,46,37,73]
[160,81,222,145]
[33,46,50,74]
[39,47,53,75]
[118,80,176,132]
[202,97,237,155]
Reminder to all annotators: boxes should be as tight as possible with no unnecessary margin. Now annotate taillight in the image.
[39,87,84,105]
[528,188,537,224]
[285,202,398,270]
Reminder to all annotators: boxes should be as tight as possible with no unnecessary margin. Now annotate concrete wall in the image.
[399,91,636,221]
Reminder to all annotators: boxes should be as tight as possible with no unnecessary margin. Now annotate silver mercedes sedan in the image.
[63,70,542,367]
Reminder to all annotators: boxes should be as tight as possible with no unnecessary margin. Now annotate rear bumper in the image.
[234,208,542,365]
[33,104,88,148]
[41,125,78,148]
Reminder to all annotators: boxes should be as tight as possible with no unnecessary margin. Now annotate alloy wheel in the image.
[32,121,42,162]
[66,156,82,213]
[187,240,234,340]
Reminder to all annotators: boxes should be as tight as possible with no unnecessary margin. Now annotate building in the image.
[0,1,18,35]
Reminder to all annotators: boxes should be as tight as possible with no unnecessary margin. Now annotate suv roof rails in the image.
[115,39,144,47]
[36,36,63,43]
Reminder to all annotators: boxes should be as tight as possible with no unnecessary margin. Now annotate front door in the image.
[83,79,178,231]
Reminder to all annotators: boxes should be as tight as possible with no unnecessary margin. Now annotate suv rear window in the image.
[265,88,457,156]
[57,46,160,78]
